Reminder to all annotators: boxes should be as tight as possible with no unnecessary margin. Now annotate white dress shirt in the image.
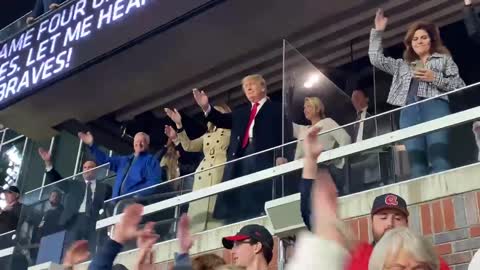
[355,106,368,143]
[470,250,480,270]
[247,96,267,138]
[79,179,96,213]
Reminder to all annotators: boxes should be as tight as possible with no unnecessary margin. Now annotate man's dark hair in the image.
[353,89,369,98]
[250,239,273,264]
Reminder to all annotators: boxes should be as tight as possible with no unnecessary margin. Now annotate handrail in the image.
[0,230,15,238]
[96,95,480,229]
[104,81,480,203]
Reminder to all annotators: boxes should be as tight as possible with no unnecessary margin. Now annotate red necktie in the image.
[242,102,259,148]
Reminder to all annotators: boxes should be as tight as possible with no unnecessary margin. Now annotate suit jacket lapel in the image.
[255,99,271,122]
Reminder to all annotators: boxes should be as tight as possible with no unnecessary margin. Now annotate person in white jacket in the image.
[469,249,480,270]
[287,126,441,270]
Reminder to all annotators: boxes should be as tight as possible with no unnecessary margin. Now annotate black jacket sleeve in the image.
[464,5,480,43]
[88,238,123,270]
[206,106,233,129]
[45,168,71,193]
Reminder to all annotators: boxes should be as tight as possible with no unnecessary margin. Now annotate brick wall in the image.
[345,191,480,270]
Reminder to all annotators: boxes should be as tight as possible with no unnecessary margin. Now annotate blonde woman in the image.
[293,96,351,230]
[164,105,231,233]
[369,227,439,270]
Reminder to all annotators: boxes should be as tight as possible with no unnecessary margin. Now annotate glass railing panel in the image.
[9,163,114,268]
[94,81,480,248]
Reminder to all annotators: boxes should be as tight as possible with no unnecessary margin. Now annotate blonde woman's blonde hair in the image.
[241,74,267,91]
[369,227,439,270]
[304,97,325,119]
[160,144,179,182]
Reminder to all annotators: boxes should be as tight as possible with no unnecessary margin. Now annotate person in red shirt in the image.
[345,193,450,270]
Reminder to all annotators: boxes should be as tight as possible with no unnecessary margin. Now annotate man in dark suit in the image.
[38,148,112,254]
[193,74,283,222]
[352,89,376,142]
[349,89,382,192]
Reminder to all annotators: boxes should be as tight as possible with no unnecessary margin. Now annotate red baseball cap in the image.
[371,193,409,217]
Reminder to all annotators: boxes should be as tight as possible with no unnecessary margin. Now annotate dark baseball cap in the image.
[371,193,409,217]
[222,224,274,251]
[2,186,20,194]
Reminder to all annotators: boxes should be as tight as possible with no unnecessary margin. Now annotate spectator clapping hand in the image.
[164,108,183,129]
[78,132,94,146]
[177,214,193,254]
[465,0,472,6]
[135,222,159,270]
[164,125,178,141]
[63,240,90,267]
[38,147,52,167]
[192,89,210,112]
[113,204,156,244]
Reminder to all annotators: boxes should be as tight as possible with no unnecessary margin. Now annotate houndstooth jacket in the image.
[368,29,466,106]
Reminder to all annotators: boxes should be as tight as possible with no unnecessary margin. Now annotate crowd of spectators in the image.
[1,0,480,269]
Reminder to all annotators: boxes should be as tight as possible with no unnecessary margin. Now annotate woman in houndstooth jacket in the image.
[369,9,466,178]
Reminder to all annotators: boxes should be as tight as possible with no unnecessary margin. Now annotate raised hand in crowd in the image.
[78,131,94,146]
[63,240,90,268]
[164,108,183,128]
[302,126,323,179]
[38,147,52,167]
[465,0,472,6]
[135,222,159,270]
[302,126,350,246]
[374,8,388,31]
[112,204,154,244]
[164,125,178,141]
[192,88,210,112]
[177,214,193,254]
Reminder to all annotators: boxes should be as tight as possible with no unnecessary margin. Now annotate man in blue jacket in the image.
[78,131,163,200]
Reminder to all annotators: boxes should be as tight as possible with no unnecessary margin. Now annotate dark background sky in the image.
[0,1,36,29]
